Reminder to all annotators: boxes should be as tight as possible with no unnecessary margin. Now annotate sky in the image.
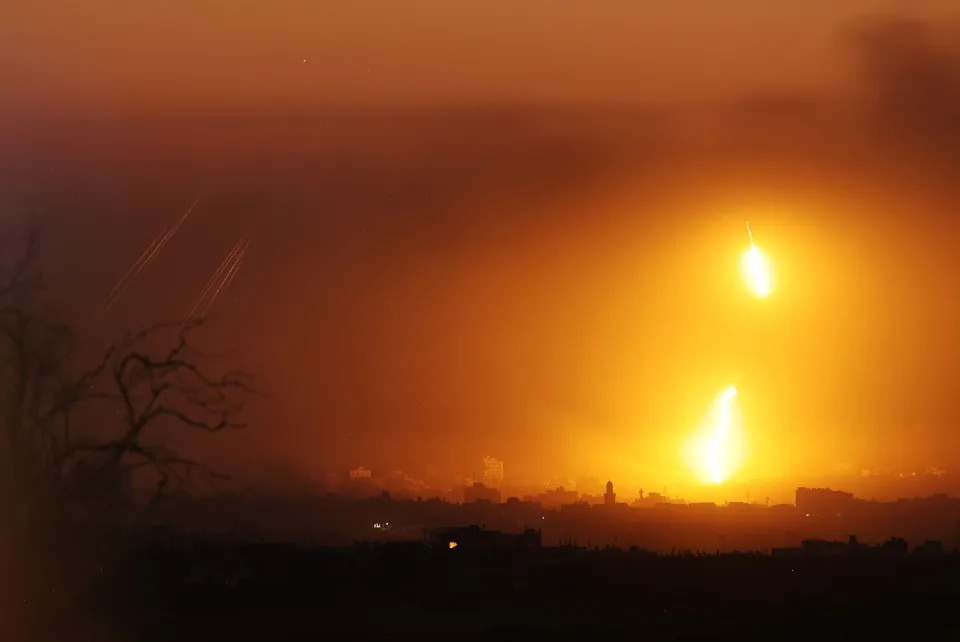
[3,0,960,114]
[3,3,960,502]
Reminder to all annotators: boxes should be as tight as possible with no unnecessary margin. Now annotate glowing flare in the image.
[684,386,745,485]
[740,245,773,298]
[739,225,773,298]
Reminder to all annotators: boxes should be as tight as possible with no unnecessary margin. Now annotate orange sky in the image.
[4,1,960,114]
[3,3,960,503]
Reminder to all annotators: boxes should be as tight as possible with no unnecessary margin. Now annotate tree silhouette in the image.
[0,231,253,545]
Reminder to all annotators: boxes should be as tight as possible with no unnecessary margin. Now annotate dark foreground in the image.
[12,540,960,641]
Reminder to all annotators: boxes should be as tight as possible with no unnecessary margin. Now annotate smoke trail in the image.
[99,195,203,316]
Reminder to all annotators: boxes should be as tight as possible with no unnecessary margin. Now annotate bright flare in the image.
[683,386,745,485]
[740,243,774,298]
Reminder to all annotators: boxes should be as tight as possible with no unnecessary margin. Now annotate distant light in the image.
[373,523,381,529]
[448,541,458,549]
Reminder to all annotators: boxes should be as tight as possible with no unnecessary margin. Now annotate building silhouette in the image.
[796,487,853,517]
[464,482,501,504]
[535,487,579,508]
[604,480,616,506]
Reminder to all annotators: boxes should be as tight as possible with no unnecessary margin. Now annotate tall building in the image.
[604,480,616,506]
[483,456,504,488]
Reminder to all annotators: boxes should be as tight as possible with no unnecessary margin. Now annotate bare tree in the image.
[0,231,252,545]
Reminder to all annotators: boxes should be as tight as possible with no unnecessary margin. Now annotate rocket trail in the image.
[198,237,250,320]
[184,237,245,322]
[745,221,755,246]
[98,232,166,315]
[175,194,203,230]
[184,234,252,325]
[99,195,203,316]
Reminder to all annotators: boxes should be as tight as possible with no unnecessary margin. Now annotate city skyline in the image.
[327,455,960,507]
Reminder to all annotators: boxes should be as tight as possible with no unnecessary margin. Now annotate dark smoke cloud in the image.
[852,17,960,158]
